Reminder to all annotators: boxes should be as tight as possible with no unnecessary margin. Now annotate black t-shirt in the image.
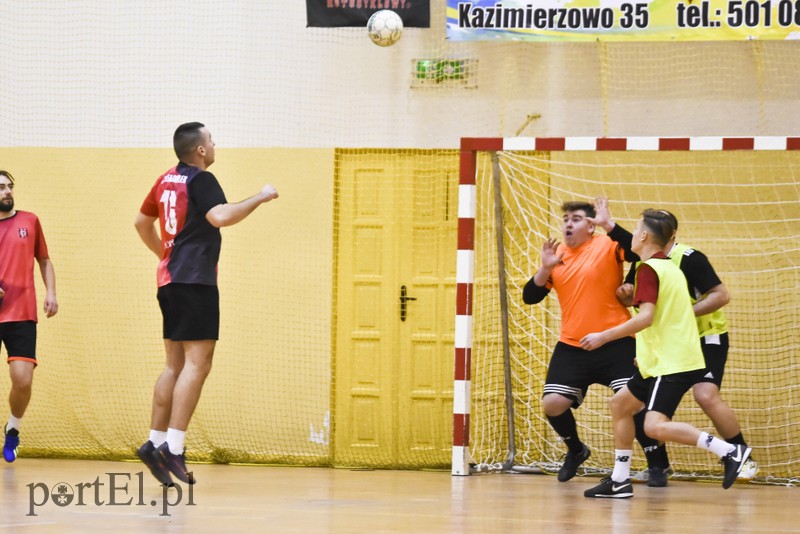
[169,164,227,285]
[622,240,722,299]
[141,162,227,286]
[668,245,723,298]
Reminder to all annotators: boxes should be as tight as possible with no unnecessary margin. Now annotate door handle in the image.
[399,285,417,322]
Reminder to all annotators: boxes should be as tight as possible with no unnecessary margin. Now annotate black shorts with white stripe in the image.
[543,337,636,408]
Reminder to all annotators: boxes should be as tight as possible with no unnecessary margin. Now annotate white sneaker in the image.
[738,459,759,480]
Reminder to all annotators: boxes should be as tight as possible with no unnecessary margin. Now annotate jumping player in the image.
[135,123,278,486]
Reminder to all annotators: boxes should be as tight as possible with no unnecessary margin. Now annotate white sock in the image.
[7,415,22,432]
[611,449,633,482]
[166,428,185,455]
[697,431,735,458]
[149,429,167,447]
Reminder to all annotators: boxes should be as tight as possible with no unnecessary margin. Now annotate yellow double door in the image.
[333,150,458,468]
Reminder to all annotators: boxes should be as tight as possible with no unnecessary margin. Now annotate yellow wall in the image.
[0,148,334,463]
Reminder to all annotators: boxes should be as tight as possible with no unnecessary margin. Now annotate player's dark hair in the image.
[641,209,677,247]
[0,170,15,184]
[173,122,206,161]
[655,209,678,232]
[561,201,596,218]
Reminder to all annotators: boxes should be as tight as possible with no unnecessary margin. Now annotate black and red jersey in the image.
[140,162,227,287]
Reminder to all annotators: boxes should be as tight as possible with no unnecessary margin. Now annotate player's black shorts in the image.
[157,283,219,341]
[0,320,37,365]
[696,333,729,388]
[543,337,636,408]
[626,367,706,419]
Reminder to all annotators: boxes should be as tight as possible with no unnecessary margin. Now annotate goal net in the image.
[453,137,800,485]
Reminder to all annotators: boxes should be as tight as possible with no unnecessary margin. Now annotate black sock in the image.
[654,443,670,470]
[730,434,755,460]
[547,411,584,454]
[634,409,669,470]
[726,432,748,448]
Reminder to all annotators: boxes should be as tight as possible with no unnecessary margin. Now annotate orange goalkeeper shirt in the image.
[545,234,631,347]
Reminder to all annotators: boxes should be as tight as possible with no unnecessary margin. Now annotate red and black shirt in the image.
[140,162,227,287]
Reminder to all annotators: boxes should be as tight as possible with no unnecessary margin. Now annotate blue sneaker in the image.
[156,442,195,485]
[3,424,20,463]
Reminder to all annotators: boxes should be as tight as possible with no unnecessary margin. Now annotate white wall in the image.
[0,2,798,148]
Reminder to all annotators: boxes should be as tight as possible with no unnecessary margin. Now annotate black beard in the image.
[0,199,14,212]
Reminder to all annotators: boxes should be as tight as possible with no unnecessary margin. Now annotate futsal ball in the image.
[367,10,403,47]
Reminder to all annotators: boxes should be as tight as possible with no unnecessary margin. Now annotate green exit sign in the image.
[411,59,476,88]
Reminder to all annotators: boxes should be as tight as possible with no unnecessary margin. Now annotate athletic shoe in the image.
[558,444,591,482]
[721,444,752,489]
[737,458,759,481]
[3,425,19,463]
[646,467,670,487]
[631,465,673,484]
[137,441,174,487]
[156,442,195,485]
[584,477,633,499]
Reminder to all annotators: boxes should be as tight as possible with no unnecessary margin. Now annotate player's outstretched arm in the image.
[580,302,654,350]
[206,185,279,228]
[585,196,615,233]
[523,239,561,305]
[587,196,638,261]
[532,238,563,286]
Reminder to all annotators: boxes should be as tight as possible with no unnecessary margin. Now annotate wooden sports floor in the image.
[1,458,796,533]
